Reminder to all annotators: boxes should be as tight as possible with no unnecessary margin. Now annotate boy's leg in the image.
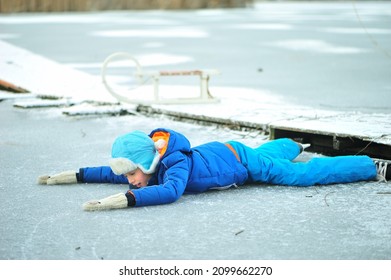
[227,140,299,182]
[253,155,377,186]
[227,140,376,186]
[254,138,301,161]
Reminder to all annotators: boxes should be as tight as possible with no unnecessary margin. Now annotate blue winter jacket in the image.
[80,128,248,207]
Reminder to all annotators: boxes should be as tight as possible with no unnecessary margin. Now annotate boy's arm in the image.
[83,152,189,210]
[79,166,128,184]
[38,166,128,185]
[130,154,189,207]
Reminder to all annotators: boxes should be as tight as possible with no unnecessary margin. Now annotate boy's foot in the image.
[374,159,391,182]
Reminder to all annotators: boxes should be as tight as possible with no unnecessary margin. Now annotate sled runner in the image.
[101,52,220,105]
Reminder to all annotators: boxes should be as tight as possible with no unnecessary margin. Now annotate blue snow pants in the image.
[226,138,377,186]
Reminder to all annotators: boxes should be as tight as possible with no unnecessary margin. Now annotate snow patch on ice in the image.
[66,53,193,69]
[142,42,165,48]
[128,53,193,66]
[267,39,368,54]
[0,40,116,103]
[91,28,209,38]
[322,27,391,34]
[234,23,293,30]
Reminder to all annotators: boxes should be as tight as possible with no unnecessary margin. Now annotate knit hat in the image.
[109,130,161,175]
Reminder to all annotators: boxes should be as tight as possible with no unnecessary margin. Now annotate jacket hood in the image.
[149,128,191,159]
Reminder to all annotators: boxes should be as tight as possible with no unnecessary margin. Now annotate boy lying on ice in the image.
[38,128,390,211]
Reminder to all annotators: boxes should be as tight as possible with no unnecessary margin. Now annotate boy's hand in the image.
[83,193,128,211]
[37,171,77,185]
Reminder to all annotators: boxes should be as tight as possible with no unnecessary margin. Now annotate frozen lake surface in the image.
[1,99,390,260]
[1,1,391,261]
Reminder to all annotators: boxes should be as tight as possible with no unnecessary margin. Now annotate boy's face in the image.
[124,168,152,188]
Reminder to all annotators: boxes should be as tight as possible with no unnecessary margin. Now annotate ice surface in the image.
[1,1,391,260]
[1,99,391,260]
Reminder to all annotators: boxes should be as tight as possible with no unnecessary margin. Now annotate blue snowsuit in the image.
[79,128,377,207]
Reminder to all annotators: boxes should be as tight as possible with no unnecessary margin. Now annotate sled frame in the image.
[101,52,219,105]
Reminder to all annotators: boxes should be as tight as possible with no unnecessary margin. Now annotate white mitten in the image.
[37,170,77,185]
[83,193,128,211]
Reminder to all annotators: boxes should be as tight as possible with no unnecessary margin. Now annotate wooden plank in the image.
[0,79,29,93]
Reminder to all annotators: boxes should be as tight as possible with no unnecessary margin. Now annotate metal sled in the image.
[101,52,220,105]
